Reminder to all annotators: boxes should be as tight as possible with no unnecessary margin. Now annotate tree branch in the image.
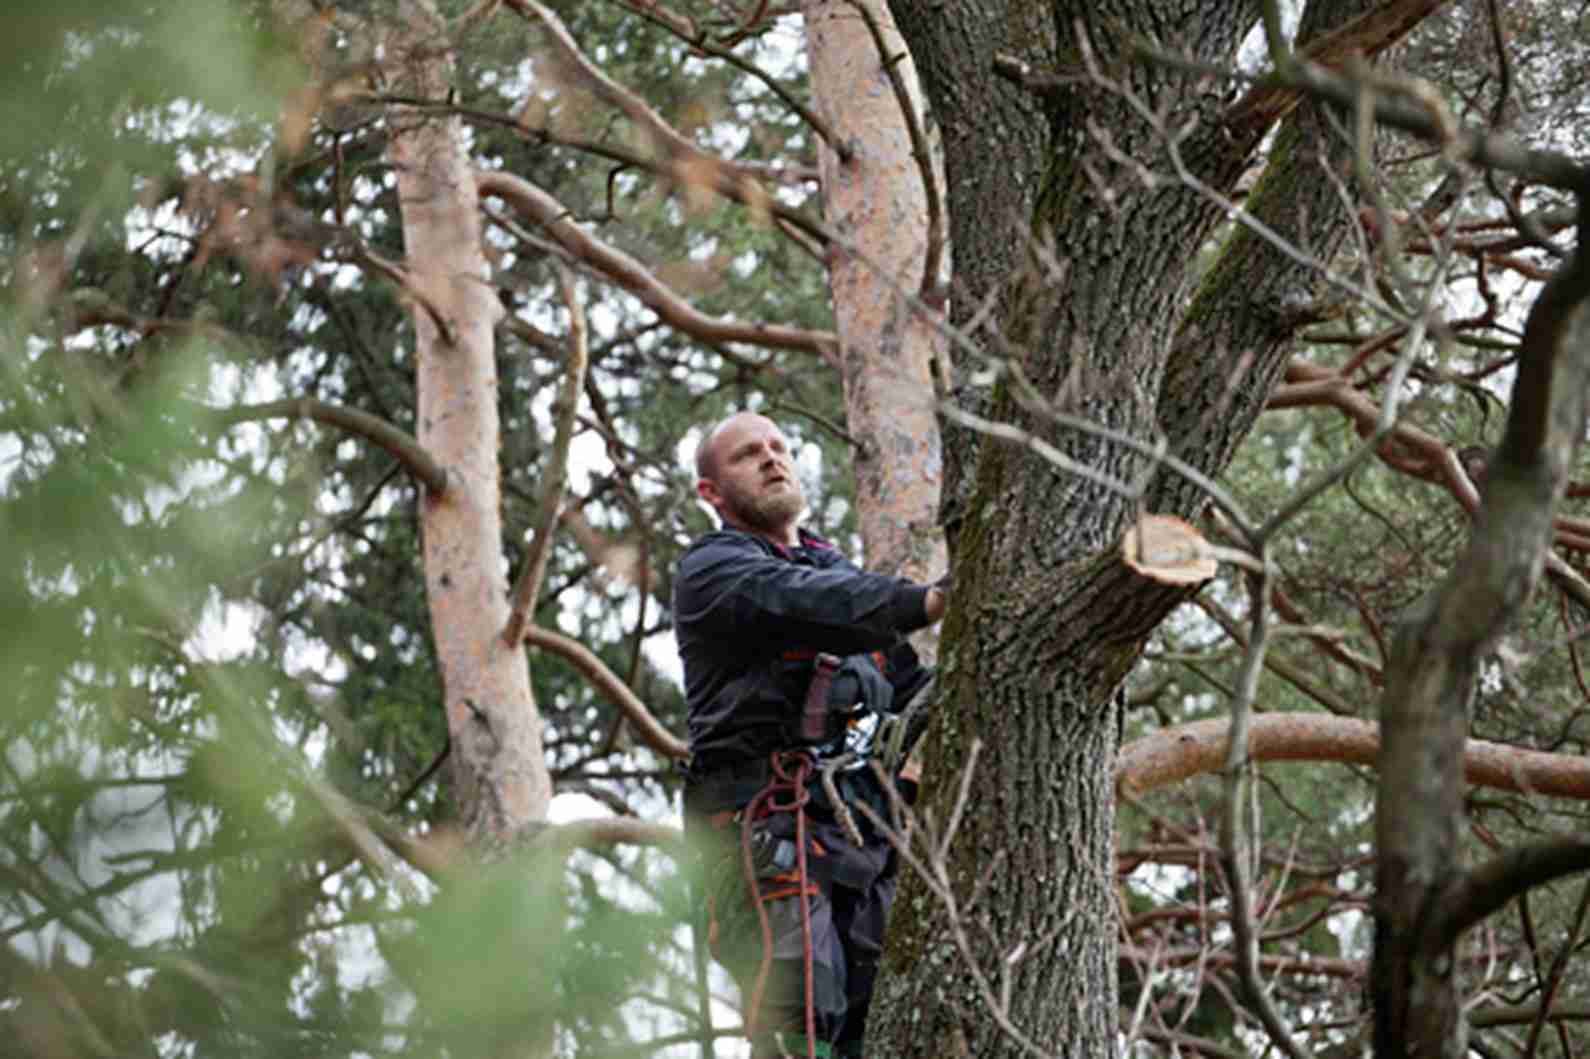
[1218,559,1309,1059]
[351,241,457,348]
[477,168,838,361]
[1429,839,1590,949]
[207,398,448,494]
[523,625,689,760]
[504,263,588,646]
[1372,191,1590,1056]
[1225,0,1455,133]
[1270,55,1590,191]
[1117,715,1590,801]
[1269,359,1590,582]
[503,0,845,181]
[612,0,847,160]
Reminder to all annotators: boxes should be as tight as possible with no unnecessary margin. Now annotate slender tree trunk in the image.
[387,0,552,847]
[1372,204,1590,1057]
[802,0,947,603]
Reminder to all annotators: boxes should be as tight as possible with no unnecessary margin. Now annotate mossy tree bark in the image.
[871,0,1413,1053]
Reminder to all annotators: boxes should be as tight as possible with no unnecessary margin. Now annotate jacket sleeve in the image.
[675,532,932,656]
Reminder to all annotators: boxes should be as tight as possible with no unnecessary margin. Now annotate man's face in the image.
[699,414,805,536]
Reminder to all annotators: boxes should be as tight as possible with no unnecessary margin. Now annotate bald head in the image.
[693,412,804,545]
[696,412,777,483]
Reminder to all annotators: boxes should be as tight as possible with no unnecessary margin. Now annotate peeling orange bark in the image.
[387,0,551,841]
[803,0,946,615]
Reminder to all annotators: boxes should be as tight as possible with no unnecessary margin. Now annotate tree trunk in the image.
[387,0,552,847]
[1372,205,1590,1058]
[802,0,946,596]
[872,1,1392,1053]
[883,0,1054,547]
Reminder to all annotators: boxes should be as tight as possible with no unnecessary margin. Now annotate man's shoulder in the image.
[683,528,766,556]
[679,527,858,574]
[678,528,771,572]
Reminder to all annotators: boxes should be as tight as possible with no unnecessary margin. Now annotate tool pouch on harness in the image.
[777,651,893,750]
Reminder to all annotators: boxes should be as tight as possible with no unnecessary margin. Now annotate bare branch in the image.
[612,0,848,160]
[1373,191,1590,1049]
[851,746,1061,1059]
[1522,878,1590,1056]
[1118,715,1590,801]
[504,263,588,646]
[1432,840,1590,949]
[1226,0,1455,133]
[523,625,689,760]
[1218,559,1308,1059]
[504,0,845,168]
[372,91,819,192]
[1265,359,1590,600]
[1270,57,1590,191]
[477,169,839,362]
[208,397,448,495]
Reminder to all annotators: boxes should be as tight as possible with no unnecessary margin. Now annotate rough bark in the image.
[387,1,552,848]
[802,0,948,600]
[1372,201,1590,1058]
[872,1,1401,1054]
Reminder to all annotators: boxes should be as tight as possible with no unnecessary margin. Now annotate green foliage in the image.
[0,1,845,1054]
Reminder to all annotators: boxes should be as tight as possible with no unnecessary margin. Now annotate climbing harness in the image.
[715,652,936,1057]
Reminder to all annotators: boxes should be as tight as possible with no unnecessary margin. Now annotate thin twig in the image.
[505,263,589,645]
[1218,557,1309,1059]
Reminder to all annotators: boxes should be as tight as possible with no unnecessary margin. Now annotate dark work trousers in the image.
[699,808,896,1058]
[830,870,895,1057]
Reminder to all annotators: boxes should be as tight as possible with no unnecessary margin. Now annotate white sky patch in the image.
[0,431,22,492]
[185,594,265,664]
[1237,2,1302,73]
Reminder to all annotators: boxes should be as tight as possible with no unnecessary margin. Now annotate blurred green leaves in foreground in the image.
[0,4,697,1056]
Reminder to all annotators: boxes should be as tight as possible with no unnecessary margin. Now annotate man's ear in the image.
[696,477,721,509]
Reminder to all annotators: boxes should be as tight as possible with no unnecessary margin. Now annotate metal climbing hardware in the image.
[746,825,798,876]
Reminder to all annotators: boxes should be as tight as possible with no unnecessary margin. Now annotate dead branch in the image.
[1118,715,1590,801]
[477,168,839,363]
[504,263,588,646]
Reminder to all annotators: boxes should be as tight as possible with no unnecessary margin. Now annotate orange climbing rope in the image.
[739,749,821,1059]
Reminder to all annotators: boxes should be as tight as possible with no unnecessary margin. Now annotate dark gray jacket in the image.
[673,528,933,805]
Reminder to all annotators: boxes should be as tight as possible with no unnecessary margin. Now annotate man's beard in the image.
[724,479,805,534]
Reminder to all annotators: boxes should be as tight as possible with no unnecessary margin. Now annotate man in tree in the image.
[675,411,946,1058]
